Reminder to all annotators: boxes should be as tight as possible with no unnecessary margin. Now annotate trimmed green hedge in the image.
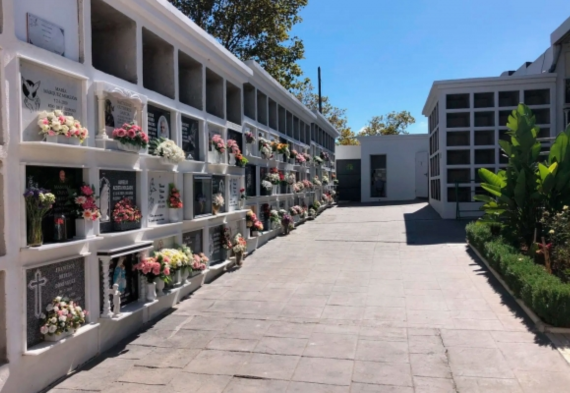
[466,222,570,327]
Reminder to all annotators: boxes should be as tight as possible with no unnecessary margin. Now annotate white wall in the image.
[359,135,428,202]
[335,145,361,160]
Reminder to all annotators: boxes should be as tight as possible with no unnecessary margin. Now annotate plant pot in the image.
[155,277,165,296]
[252,231,260,237]
[228,153,236,166]
[75,218,95,239]
[245,144,252,155]
[117,141,144,153]
[146,282,157,302]
[44,329,75,342]
[235,251,244,267]
[27,216,43,247]
[168,208,180,223]
[66,137,82,146]
[45,135,60,144]
[208,150,221,164]
[160,156,179,166]
[113,220,141,232]
[213,205,220,215]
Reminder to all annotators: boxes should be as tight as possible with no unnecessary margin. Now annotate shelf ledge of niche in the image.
[21,237,103,252]
[100,299,158,323]
[24,323,100,356]
[147,222,184,230]
[20,141,104,152]
[207,259,234,272]
[183,210,240,224]
[98,227,153,238]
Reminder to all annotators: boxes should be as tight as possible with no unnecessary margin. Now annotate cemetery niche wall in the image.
[181,116,200,160]
[26,256,86,348]
[193,176,212,217]
[148,172,173,226]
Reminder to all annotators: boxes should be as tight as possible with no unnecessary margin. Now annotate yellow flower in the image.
[549,229,555,234]
[564,206,569,211]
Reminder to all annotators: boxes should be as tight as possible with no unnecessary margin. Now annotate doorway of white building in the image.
[415,151,428,198]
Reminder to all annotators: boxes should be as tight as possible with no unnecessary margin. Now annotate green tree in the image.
[359,111,416,136]
[294,82,359,145]
[168,0,308,90]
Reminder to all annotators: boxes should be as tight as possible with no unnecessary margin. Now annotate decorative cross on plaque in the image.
[28,270,47,318]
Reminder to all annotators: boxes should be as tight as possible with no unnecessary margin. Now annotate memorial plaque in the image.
[27,13,65,57]
[245,164,257,197]
[99,170,137,233]
[209,225,226,265]
[104,96,136,137]
[26,166,82,241]
[212,176,225,214]
[148,172,171,226]
[183,230,203,254]
[26,257,85,347]
[147,104,171,140]
[229,177,239,212]
[181,116,200,160]
[194,176,212,217]
[21,60,82,141]
[106,253,139,309]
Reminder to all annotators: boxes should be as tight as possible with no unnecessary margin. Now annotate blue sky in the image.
[293,0,570,134]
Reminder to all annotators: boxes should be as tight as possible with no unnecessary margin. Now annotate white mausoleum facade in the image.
[0,1,339,392]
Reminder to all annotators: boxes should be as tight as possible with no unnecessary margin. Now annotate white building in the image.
[335,134,429,202]
[0,1,338,392]
[423,16,570,219]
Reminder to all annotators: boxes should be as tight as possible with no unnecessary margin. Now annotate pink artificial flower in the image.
[163,268,170,276]
[42,119,49,125]
[48,130,55,136]
[152,265,160,276]
[127,129,136,138]
[81,185,93,196]
[117,129,127,138]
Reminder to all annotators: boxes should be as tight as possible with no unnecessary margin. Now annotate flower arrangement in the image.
[320,151,330,162]
[227,139,241,155]
[301,208,308,219]
[233,233,247,254]
[38,111,89,142]
[309,208,316,217]
[168,183,183,209]
[150,137,185,163]
[222,226,233,250]
[253,220,264,231]
[213,193,224,209]
[313,177,322,187]
[112,122,149,148]
[313,200,322,210]
[302,179,314,190]
[322,175,330,185]
[270,210,281,226]
[277,143,290,158]
[290,149,298,159]
[281,213,294,231]
[40,296,87,337]
[158,248,190,271]
[293,182,304,193]
[261,180,273,192]
[112,198,141,224]
[313,156,324,166]
[177,244,194,273]
[302,153,312,163]
[289,206,302,216]
[245,131,255,144]
[74,184,101,221]
[295,153,306,165]
[258,137,273,159]
[24,185,56,246]
[133,254,171,283]
[270,141,279,152]
[211,134,226,154]
[286,173,296,185]
[266,169,281,185]
[235,152,248,167]
[192,253,208,271]
[334,179,339,185]
[246,210,258,227]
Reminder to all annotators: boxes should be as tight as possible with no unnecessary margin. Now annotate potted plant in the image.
[191,253,209,276]
[313,177,322,187]
[74,184,101,239]
[112,122,149,153]
[112,198,141,232]
[308,208,316,219]
[149,137,185,165]
[295,152,306,166]
[261,180,273,196]
[40,296,87,342]
[302,179,313,191]
[244,131,255,155]
[235,153,248,167]
[210,134,225,163]
[23,186,56,247]
[270,210,281,230]
[227,139,241,165]
[177,244,193,282]
[232,233,247,266]
[267,168,281,194]
[313,156,324,166]
[159,248,190,286]
[277,143,290,161]
[213,193,224,215]
[133,255,171,301]
[252,219,264,236]
[38,110,89,145]
[167,183,183,222]
[258,137,273,159]
[246,210,257,228]
[322,175,330,186]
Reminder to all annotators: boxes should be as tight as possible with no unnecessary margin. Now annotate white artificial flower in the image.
[48,325,57,333]
[40,313,46,319]
[54,110,63,117]
[38,110,49,118]
[80,312,84,318]
[65,116,74,127]
[50,317,57,324]
[75,306,82,311]
[53,306,59,312]
[46,304,54,312]
[62,309,69,316]
[40,325,49,335]
[55,296,62,301]
[60,302,67,307]
[59,315,67,322]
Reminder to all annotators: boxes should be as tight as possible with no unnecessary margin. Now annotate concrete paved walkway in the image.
[48,202,570,393]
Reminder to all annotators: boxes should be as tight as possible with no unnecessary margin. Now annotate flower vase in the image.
[117,142,143,153]
[235,251,244,267]
[168,208,180,223]
[75,219,95,239]
[273,185,279,195]
[160,156,178,166]
[155,278,165,296]
[181,268,190,283]
[146,282,157,302]
[208,150,221,164]
[45,135,59,144]
[173,270,182,286]
[277,154,284,162]
[66,137,82,146]
[245,144,252,155]
[229,153,236,166]
[44,330,75,342]
[27,216,43,247]
[252,231,260,237]
[213,205,220,215]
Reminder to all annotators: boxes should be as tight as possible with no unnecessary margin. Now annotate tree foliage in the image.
[169,0,308,90]
[359,111,416,136]
[294,83,358,145]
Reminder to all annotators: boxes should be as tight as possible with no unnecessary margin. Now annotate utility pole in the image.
[318,66,322,113]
